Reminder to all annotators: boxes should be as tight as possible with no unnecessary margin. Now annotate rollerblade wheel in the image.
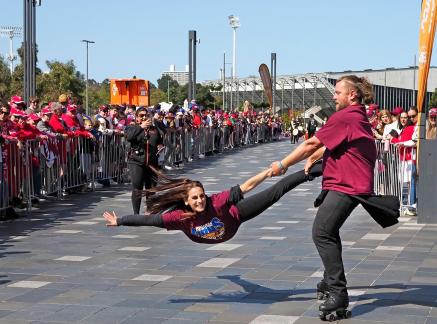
[327,313,336,322]
[319,312,327,321]
[317,291,325,300]
[336,309,352,319]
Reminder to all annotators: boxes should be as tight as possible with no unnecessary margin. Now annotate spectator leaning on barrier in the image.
[388,110,417,216]
[37,107,58,138]
[9,96,26,112]
[384,107,404,138]
[26,96,39,115]
[373,109,392,139]
[95,105,114,135]
[48,102,70,137]
[75,105,91,129]
[108,106,122,131]
[0,103,15,141]
[0,103,22,219]
[366,103,379,129]
[426,108,437,139]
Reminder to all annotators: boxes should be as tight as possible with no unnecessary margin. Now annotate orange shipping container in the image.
[110,78,150,106]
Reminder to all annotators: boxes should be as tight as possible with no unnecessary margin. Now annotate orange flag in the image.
[417,0,437,113]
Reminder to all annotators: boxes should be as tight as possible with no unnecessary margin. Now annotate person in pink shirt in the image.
[269,75,399,320]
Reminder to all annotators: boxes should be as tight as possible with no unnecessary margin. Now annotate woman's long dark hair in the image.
[143,166,204,215]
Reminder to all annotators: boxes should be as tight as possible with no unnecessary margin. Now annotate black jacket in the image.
[311,161,400,228]
[125,125,163,166]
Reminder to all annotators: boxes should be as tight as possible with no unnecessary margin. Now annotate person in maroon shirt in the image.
[269,75,398,319]
[103,163,323,244]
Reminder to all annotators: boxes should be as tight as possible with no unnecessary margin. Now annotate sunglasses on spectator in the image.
[408,114,417,119]
[138,114,147,118]
[0,110,9,115]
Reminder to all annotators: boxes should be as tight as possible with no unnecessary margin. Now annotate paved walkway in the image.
[0,140,436,324]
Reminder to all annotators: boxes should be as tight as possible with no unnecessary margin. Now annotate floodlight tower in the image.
[0,26,22,74]
[228,15,240,79]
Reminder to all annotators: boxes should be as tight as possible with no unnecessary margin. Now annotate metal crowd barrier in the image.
[0,123,283,215]
[373,140,417,214]
[161,123,281,167]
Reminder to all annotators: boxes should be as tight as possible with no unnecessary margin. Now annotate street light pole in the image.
[0,26,22,74]
[167,79,170,102]
[81,39,95,116]
[228,15,240,79]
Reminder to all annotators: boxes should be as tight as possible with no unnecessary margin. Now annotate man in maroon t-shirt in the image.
[271,75,377,315]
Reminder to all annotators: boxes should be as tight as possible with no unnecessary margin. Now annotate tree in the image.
[157,75,179,92]
[0,55,11,103]
[194,83,215,108]
[150,88,167,106]
[173,83,189,105]
[87,78,110,112]
[10,44,42,99]
[37,60,85,103]
[429,88,437,108]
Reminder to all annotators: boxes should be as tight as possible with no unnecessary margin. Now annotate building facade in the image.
[161,64,189,86]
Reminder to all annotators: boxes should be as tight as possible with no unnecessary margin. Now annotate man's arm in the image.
[272,136,324,176]
[304,146,326,174]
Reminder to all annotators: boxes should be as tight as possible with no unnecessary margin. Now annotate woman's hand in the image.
[103,211,118,226]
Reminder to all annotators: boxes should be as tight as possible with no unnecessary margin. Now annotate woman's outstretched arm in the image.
[103,211,165,228]
[239,168,272,194]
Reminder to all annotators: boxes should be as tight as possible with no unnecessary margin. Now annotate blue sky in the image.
[0,1,434,85]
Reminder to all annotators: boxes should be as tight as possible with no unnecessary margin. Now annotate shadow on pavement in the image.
[169,275,437,316]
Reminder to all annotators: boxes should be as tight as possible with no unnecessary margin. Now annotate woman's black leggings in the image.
[236,165,322,223]
[128,163,155,214]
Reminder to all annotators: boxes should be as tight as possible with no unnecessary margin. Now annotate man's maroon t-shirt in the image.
[162,189,241,244]
[315,104,376,195]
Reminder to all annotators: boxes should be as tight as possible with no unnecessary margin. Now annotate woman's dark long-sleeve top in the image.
[125,125,163,166]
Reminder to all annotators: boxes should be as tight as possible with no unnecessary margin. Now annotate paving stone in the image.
[38,304,103,322]
[0,140,436,324]
[55,256,92,262]
[118,246,151,252]
[196,258,240,268]
[206,243,243,251]
[55,230,82,234]
[250,314,299,323]
[73,221,98,225]
[361,233,391,240]
[132,274,173,282]
[112,235,139,239]
[7,281,51,289]
[78,306,138,323]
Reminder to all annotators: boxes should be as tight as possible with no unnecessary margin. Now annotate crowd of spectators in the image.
[0,95,285,219]
[365,103,437,216]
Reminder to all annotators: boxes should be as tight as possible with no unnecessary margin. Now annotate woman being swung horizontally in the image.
[103,163,322,244]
